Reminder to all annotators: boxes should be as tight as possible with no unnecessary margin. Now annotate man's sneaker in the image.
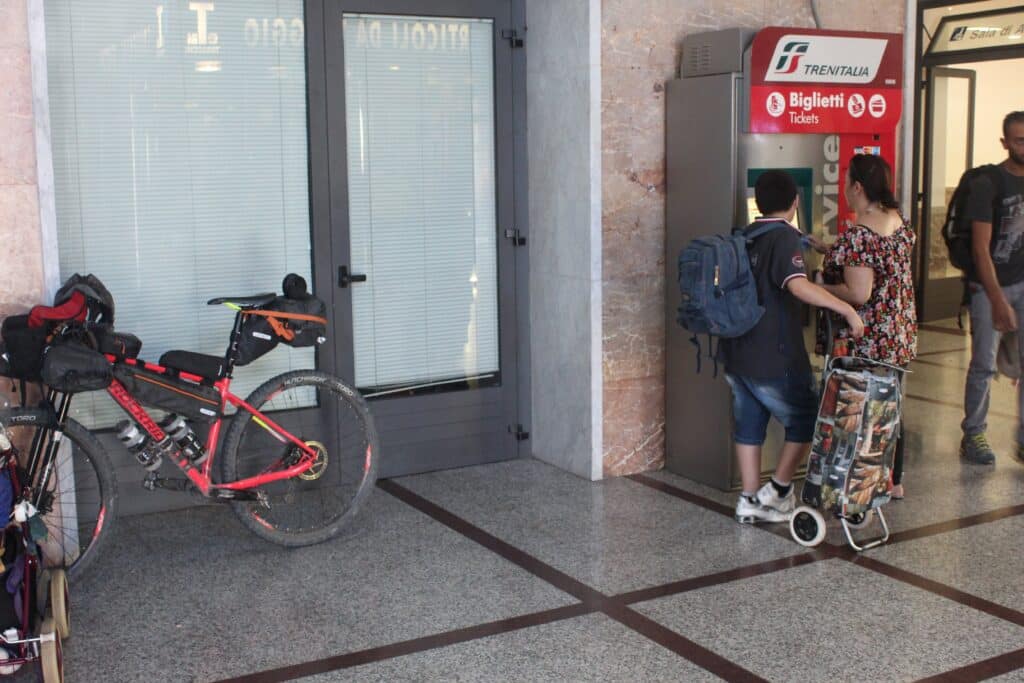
[735,495,788,524]
[1016,443,1024,465]
[756,481,796,517]
[960,433,996,465]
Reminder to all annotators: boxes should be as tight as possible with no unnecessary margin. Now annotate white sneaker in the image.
[756,481,795,517]
[735,495,788,524]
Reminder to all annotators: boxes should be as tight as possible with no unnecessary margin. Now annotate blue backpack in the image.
[676,221,787,372]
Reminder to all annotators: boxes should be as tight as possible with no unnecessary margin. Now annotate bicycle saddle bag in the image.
[41,340,113,393]
[236,295,328,366]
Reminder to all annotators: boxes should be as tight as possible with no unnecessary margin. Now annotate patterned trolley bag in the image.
[794,357,904,551]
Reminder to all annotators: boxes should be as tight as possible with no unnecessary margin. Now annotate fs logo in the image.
[773,41,810,75]
[950,26,967,42]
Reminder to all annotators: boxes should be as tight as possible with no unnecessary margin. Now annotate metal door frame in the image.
[303,0,530,475]
[917,66,976,321]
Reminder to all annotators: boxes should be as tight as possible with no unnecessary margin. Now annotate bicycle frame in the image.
[104,357,319,498]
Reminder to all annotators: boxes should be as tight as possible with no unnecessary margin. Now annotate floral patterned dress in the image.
[822,218,918,365]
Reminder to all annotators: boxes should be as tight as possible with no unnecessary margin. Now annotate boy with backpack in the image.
[719,170,864,523]
[956,111,1024,465]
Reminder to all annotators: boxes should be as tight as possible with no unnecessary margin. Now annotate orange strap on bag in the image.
[241,309,329,343]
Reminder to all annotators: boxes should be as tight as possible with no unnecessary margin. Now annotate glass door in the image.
[316,0,522,476]
[919,67,976,321]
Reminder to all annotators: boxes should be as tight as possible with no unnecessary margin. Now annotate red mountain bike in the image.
[0,274,380,580]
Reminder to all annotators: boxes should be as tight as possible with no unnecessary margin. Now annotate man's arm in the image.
[971,220,1018,332]
[787,277,865,338]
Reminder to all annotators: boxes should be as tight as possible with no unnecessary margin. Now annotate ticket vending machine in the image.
[665,27,903,490]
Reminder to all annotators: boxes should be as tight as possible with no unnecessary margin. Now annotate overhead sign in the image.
[929,9,1024,54]
[749,27,902,134]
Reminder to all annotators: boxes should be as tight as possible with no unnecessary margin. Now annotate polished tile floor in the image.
[42,322,1024,681]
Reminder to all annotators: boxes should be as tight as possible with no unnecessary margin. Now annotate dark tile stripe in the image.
[602,602,769,683]
[212,604,593,683]
[379,479,767,682]
[627,473,735,516]
[851,555,1024,628]
[915,347,968,357]
[914,647,1024,682]
[911,357,969,371]
[905,393,1016,420]
[888,504,1024,546]
[627,473,808,544]
[919,324,967,337]
[614,552,824,605]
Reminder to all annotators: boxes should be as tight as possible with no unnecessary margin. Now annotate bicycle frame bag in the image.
[41,341,113,393]
[235,295,328,366]
[112,362,221,422]
[0,315,48,381]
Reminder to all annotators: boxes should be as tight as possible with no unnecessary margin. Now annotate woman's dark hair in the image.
[848,153,899,211]
[754,169,798,215]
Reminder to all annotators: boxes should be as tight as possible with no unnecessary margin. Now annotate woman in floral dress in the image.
[809,154,917,498]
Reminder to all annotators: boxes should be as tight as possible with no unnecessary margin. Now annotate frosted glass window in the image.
[45,1,314,427]
[343,14,500,393]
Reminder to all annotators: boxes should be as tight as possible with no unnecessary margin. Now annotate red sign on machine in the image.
[749,27,903,134]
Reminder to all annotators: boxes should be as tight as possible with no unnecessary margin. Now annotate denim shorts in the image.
[724,372,818,445]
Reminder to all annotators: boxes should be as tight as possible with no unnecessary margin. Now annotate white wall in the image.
[525,0,603,480]
[964,58,1024,166]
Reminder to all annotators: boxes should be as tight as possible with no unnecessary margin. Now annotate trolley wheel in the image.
[790,506,827,547]
[40,618,63,683]
[845,510,873,529]
[48,570,70,640]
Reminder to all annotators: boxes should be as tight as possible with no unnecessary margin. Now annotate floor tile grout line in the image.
[377,479,769,682]
[887,503,1024,545]
[848,554,1024,628]
[910,357,970,371]
[209,604,595,683]
[912,646,1024,683]
[915,347,969,357]
[631,471,1024,632]
[905,392,1017,420]
[918,324,967,337]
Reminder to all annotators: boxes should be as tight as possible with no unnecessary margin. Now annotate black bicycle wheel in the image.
[0,407,117,582]
[220,370,380,546]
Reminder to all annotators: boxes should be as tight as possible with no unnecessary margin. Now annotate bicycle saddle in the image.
[206,293,276,309]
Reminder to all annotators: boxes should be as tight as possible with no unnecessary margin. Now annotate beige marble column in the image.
[601,0,906,477]
[0,0,44,319]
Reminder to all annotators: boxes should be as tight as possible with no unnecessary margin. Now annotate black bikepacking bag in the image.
[235,295,328,366]
[41,341,113,393]
[112,362,221,422]
[0,315,48,381]
[89,324,142,360]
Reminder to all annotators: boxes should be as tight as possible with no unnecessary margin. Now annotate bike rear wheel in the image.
[0,407,117,582]
[220,370,380,546]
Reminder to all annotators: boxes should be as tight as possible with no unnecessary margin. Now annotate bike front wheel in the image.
[0,407,117,582]
[220,370,380,546]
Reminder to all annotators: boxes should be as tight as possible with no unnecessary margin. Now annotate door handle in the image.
[338,266,368,288]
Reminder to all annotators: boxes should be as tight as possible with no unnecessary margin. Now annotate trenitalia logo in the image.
[766,34,888,84]
[773,41,809,74]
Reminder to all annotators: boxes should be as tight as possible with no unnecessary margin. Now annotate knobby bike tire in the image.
[219,370,380,546]
[0,407,118,582]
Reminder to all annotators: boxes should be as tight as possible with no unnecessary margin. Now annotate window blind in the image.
[342,14,500,392]
[45,1,314,427]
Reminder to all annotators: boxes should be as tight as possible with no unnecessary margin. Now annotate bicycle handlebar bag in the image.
[0,315,48,381]
[112,362,221,422]
[41,341,113,393]
[89,324,142,360]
